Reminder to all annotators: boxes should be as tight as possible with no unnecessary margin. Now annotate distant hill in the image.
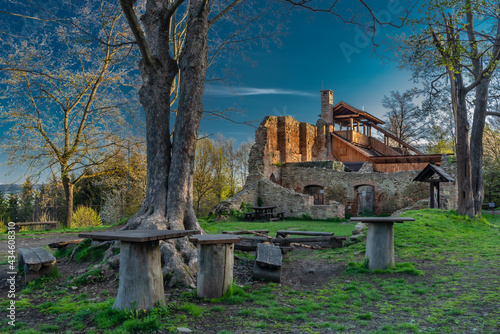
[0,184,43,194]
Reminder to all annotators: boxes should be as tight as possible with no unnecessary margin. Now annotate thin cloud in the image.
[205,86,315,97]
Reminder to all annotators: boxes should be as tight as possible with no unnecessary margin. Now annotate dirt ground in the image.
[0,231,345,331]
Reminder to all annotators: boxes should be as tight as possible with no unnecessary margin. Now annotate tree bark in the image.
[449,72,475,217]
[62,175,74,228]
[470,79,491,216]
[117,0,210,287]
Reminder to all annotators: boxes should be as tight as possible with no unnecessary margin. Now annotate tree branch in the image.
[119,0,154,67]
[209,0,243,27]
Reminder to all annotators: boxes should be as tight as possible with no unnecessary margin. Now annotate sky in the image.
[200,0,418,145]
[0,0,419,184]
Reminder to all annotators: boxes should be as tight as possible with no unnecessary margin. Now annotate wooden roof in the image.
[332,101,385,125]
[369,155,442,164]
[413,163,455,183]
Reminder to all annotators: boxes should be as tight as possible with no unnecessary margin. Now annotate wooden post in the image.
[113,241,165,311]
[189,235,240,299]
[197,243,234,298]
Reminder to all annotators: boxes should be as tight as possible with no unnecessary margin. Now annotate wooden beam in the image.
[372,124,424,155]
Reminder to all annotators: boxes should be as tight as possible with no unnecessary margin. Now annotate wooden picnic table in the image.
[251,206,277,221]
[350,217,415,270]
[79,229,200,310]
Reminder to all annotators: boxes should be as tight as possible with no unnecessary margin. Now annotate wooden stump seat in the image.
[189,234,241,299]
[18,247,57,283]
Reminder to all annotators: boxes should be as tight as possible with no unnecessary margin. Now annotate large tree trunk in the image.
[450,72,475,217]
[62,175,74,228]
[117,0,209,287]
[470,79,491,216]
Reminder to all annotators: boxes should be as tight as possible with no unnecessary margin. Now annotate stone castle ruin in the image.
[216,90,458,219]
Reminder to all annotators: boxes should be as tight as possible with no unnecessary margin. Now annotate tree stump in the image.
[189,235,241,299]
[113,240,165,310]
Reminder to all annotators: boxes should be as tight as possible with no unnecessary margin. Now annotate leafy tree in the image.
[0,1,140,226]
[398,0,500,216]
[193,135,251,216]
[483,123,500,204]
[19,177,35,221]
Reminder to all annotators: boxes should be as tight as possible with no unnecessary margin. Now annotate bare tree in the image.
[0,1,141,226]
[398,0,500,217]
[382,90,423,147]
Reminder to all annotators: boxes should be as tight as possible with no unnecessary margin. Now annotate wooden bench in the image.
[18,247,57,283]
[79,229,200,310]
[222,230,269,236]
[253,243,282,282]
[14,221,58,233]
[264,212,285,221]
[244,212,256,221]
[276,230,335,238]
[189,234,241,299]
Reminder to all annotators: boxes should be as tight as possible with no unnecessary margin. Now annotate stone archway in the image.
[304,185,325,205]
[356,185,375,215]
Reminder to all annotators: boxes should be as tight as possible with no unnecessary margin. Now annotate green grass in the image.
[6,209,500,333]
[199,217,355,237]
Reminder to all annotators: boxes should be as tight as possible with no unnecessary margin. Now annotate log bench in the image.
[276,230,335,238]
[350,217,415,270]
[253,243,282,282]
[189,234,241,299]
[79,229,200,310]
[264,212,285,221]
[14,221,58,233]
[18,247,57,283]
[222,229,269,236]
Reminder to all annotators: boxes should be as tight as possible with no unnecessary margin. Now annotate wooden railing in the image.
[369,137,401,156]
[334,130,370,147]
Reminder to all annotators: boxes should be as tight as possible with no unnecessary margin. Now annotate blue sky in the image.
[0,0,418,184]
[200,0,418,145]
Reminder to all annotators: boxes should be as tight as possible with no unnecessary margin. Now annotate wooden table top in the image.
[189,234,241,245]
[350,217,415,224]
[252,206,277,210]
[79,229,200,242]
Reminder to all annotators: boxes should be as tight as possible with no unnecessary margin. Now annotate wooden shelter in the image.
[325,99,441,172]
[413,163,455,208]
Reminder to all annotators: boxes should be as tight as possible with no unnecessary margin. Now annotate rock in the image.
[350,234,365,242]
[177,327,193,333]
[352,222,367,235]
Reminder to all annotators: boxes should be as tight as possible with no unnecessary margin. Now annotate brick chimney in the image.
[320,90,333,125]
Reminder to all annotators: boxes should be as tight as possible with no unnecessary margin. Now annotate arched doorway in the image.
[269,173,277,184]
[357,185,375,215]
[304,185,325,205]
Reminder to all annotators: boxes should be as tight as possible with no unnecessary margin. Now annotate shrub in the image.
[71,206,102,228]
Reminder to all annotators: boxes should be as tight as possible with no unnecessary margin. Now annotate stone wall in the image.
[239,111,459,217]
[280,165,430,216]
[215,179,345,220]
